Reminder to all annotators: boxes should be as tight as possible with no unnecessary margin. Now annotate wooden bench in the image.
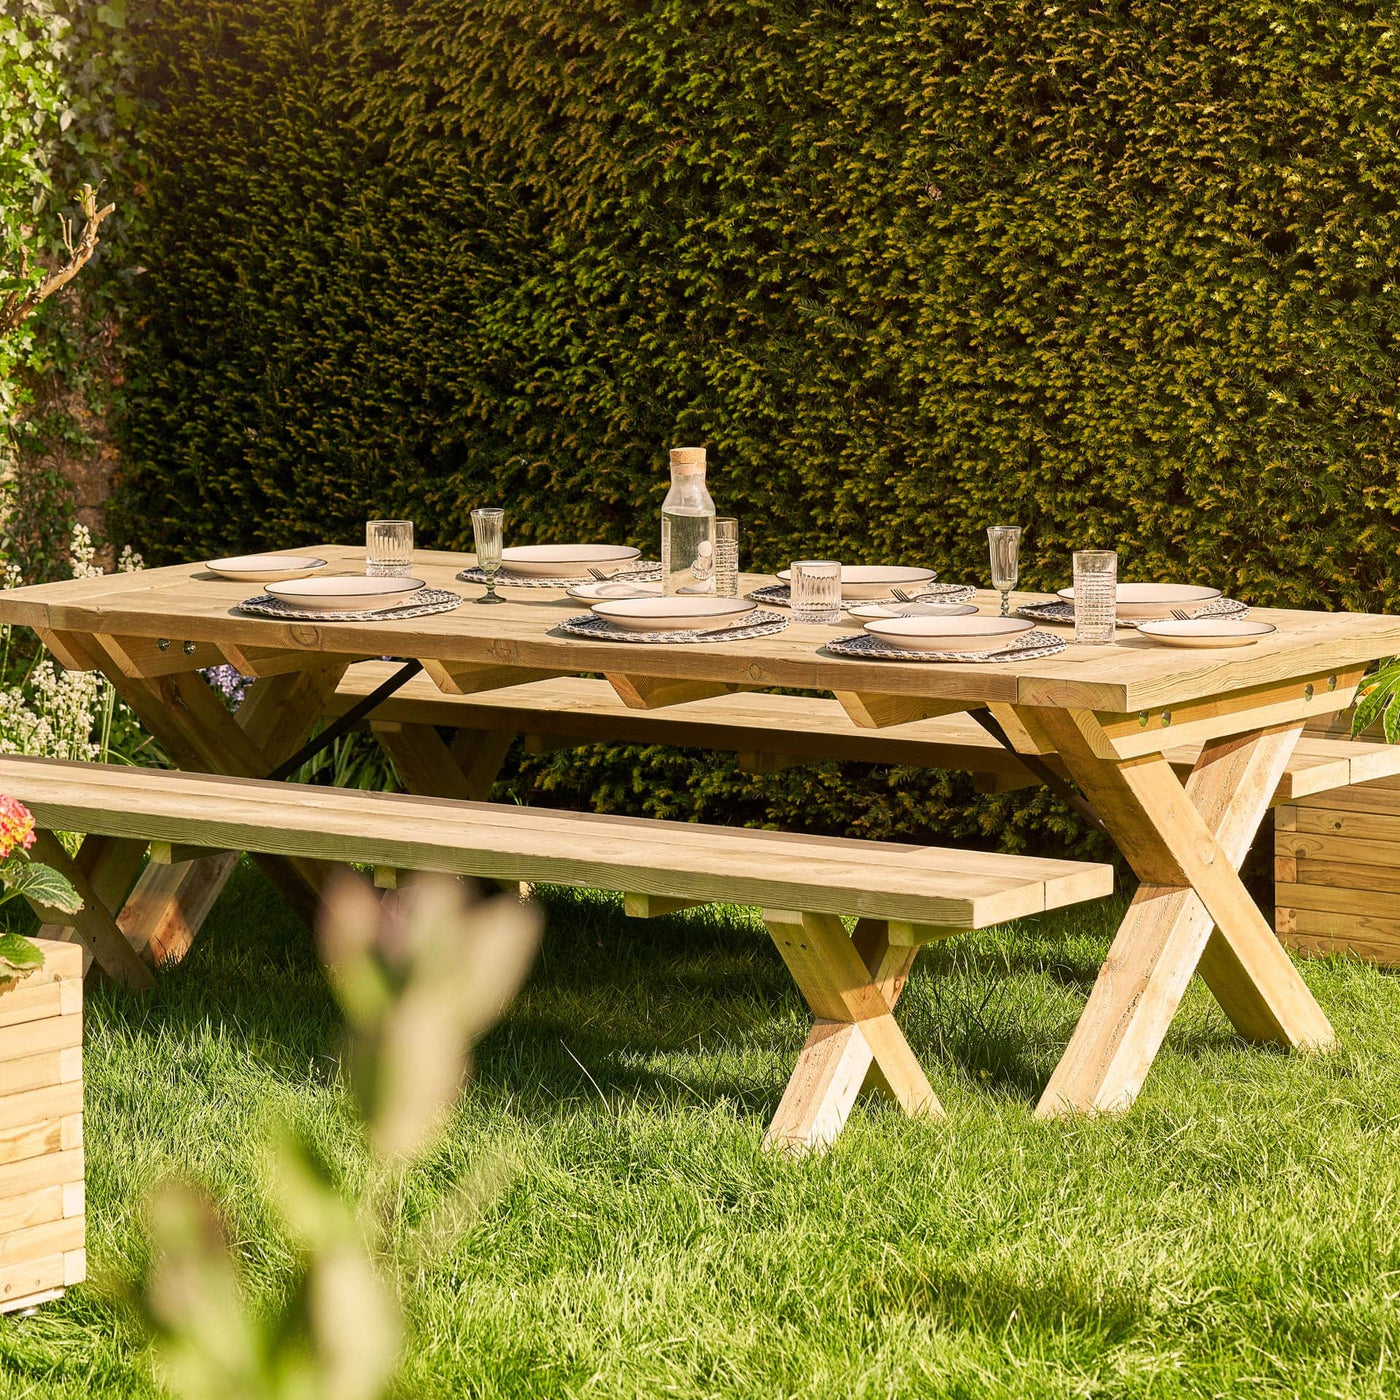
[2,753,1112,1151]
[329,664,1400,968]
[329,663,1400,807]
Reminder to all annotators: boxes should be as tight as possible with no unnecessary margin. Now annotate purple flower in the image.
[202,664,252,709]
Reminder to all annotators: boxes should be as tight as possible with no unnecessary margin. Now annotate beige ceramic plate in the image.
[1136,619,1276,649]
[861,615,1034,653]
[1055,582,1223,620]
[265,576,426,611]
[206,554,328,583]
[590,597,756,632]
[499,544,642,578]
[777,565,938,600]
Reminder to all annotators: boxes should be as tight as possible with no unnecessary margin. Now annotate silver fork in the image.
[890,587,915,603]
[1170,608,1193,621]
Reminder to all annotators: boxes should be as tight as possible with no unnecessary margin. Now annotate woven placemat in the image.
[556,609,789,644]
[749,582,974,612]
[237,587,463,622]
[824,629,1068,663]
[1015,597,1247,629]
[457,560,661,588]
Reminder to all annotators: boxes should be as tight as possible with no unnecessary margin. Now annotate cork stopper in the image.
[669,446,706,471]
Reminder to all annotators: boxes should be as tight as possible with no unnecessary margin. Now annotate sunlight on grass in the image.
[3,864,1399,1398]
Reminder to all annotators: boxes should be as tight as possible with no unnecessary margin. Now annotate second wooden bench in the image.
[6,753,1113,1151]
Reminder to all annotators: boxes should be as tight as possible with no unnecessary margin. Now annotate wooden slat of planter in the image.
[0,1048,81,1100]
[1282,907,1400,961]
[1292,807,1400,843]
[0,1253,64,1312]
[0,1014,82,1064]
[1293,860,1400,896]
[1278,882,1400,920]
[0,1149,83,1202]
[0,1120,63,1168]
[0,1082,82,1132]
[1278,830,1400,867]
[0,1215,83,1267]
[0,1186,63,1237]
[0,982,64,1030]
[1294,782,1400,818]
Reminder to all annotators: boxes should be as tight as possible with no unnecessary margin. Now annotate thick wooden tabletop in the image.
[3,544,1398,712]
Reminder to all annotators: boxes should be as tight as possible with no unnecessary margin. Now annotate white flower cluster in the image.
[0,527,143,763]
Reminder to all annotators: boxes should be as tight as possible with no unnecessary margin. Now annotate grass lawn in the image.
[3,861,1400,1398]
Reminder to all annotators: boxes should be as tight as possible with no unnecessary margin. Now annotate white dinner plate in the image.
[1055,582,1223,621]
[590,597,756,632]
[848,601,978,621]
[499,544,642,578]
[776,565,938,600]
[566,580,662,602]
[1136,619,1277,649]
[206,554,328,583]
[265,576,426,611]
[861,615,1034,653]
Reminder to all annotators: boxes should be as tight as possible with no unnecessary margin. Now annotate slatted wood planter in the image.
[0,939,84,1315]
[1276,713,1400,967]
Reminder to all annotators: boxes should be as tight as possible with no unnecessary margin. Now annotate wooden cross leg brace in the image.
[37,635,351,978]
[1025,708,1336,1119]
[761,911,944,1153]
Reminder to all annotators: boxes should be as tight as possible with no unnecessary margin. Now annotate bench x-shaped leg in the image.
[1027,710,1336,1117]
[38,640,350,979]
[762,910,943,1152]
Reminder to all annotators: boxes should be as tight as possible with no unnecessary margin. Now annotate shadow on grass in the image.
[77,862,1234,1120]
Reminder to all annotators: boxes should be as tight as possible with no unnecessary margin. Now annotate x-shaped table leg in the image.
[1026,709,1336,1117]
[39,639,350,978]
[762,910,943,1152]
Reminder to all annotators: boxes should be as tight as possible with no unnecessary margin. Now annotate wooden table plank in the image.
[5,545,1396,712]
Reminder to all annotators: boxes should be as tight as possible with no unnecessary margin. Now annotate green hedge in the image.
[106,0,1400,855]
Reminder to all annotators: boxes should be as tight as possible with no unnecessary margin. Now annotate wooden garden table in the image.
[5,544,1399,1117]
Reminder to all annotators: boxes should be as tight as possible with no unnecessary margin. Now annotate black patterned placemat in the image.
[750,582,974,611]
[457,560,662,588]
[237,587,463,622]
[555,609,789,644]
[823,629,1068,663]
[1015,597,1247,628]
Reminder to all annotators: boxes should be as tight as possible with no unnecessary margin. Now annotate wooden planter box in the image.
[0,939,84,1315]
[1277,772,1400,967]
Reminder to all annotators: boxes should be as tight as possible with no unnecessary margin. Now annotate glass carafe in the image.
[661,446,717,595]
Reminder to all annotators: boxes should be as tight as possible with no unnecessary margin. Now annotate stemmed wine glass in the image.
[471,508,505,604]
[987,525,1022,618]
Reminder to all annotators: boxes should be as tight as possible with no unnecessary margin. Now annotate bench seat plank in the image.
[0,755,1111,930]
[328,664,1400,802]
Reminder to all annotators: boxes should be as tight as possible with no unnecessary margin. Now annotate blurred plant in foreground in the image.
[132,872,542,1400]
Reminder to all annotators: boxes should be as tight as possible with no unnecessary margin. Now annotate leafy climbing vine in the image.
[0,0,137,578]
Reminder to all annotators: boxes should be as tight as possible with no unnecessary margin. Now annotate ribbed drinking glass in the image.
[1072,549,1117,644]
[714,518,739,597]
[366,519,413,577]
[790,560,841,625]
[471,508,505,605]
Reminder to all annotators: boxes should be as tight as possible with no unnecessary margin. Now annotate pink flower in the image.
[0,795,36,860]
